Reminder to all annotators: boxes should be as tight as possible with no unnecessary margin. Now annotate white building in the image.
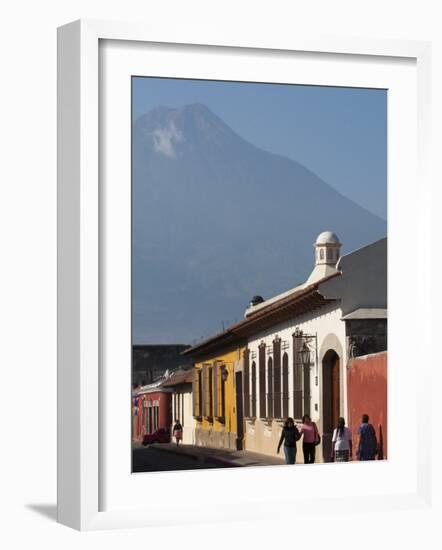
[242,232,387,462]
[162,368,196,445]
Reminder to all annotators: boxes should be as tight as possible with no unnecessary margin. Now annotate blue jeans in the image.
[284,445,296,464]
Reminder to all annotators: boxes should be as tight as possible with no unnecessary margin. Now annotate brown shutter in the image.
[293,332,303,419]
[193,370,200,417]
[303,355,311,417]
[267,357,273,419]
[205,365,211,418]
[193,371,197,417]
[259,344,266,418]
[208,366,213,418]
[201,365,207,417]
[251,361,257,417]
[273,338,281,418]
[218,365,223,418]
[282,353,289,419]
[198,369,203,417]
[213,363,219,417]
[243,350,250,417]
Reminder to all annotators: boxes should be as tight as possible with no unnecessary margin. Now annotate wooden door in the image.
[235,371,244,450]
[331,356,340,427]
[322,350,341,462]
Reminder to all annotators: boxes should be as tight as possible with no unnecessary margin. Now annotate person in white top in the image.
[331,417,352,462]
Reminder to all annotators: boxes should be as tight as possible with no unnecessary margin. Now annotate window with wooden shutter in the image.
[205,366,210,418]
[243,350,250,417]
[282,353,289,419]
[213,363,219,418]
[251,361,257,417]
[201,365,207,417]
[153,405,159,431]
[192,375,196,417]
[193,369,202,418]
[221,370,226,421]
[208,366,213,420]
[203,365,213,420]
[273,338,282,418]
[259,344,266,418]
[293,332,303,420]
[267,357,273,419]
[303,354,311,417]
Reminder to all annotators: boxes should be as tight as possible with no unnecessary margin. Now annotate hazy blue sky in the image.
[133,77,387,219]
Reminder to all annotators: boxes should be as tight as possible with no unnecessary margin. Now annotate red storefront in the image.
[347,351,388,459]
[132,389,172,442]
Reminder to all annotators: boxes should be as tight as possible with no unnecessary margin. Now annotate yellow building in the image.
[183,337,246,451]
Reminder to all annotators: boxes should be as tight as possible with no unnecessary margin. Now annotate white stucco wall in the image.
[242,237,386,462]
[244,301,347,461]
[171,389,196,445]
[320,238,387,315]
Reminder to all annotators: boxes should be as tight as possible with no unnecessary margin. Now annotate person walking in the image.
[331,417,352,462]
[299,414,320,464]
[277,417,301,464]
[356,414,378,461]
[172,419,183,446]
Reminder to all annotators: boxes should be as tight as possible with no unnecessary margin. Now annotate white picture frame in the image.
[57,19,433,531]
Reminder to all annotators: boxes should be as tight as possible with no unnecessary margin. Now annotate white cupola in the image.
[306,231,342,284]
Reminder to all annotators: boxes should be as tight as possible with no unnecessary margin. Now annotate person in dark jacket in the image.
[172,419,183,446]
[356,414,377,460]
[277,417,301,464]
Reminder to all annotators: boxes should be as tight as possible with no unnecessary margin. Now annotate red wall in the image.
[347,352,387,459]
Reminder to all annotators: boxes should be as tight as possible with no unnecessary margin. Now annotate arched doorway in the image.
[322,349,340,462]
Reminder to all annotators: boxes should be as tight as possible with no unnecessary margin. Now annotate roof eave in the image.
[183,275,341,358]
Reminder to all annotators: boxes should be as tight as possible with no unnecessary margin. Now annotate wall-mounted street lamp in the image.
[295,333,318,386]
[299,343,311,369]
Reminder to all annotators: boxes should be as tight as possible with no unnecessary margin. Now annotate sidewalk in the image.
[147,442,285,468]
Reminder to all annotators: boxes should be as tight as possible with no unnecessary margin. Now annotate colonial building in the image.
[182,341,247,451]
[242,232,387,462]
[132,376,173,442]
[162,368,196,445]
[184,231,387,462]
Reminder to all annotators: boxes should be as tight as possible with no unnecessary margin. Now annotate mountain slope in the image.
[133,103,386,344]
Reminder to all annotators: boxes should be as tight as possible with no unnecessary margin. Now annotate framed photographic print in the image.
[57,19,432,530]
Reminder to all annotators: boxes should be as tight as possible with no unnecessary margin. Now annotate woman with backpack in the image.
[299,414,320,464]
[331,417,352,462]
[277,417,301,464]
[356,414,378,461]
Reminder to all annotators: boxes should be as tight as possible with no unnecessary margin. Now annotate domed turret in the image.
[315,231,340,246]
[314,231,342,266]
[306,231,342,284]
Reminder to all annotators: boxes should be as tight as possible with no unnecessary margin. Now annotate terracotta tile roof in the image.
[183,272,340,358]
